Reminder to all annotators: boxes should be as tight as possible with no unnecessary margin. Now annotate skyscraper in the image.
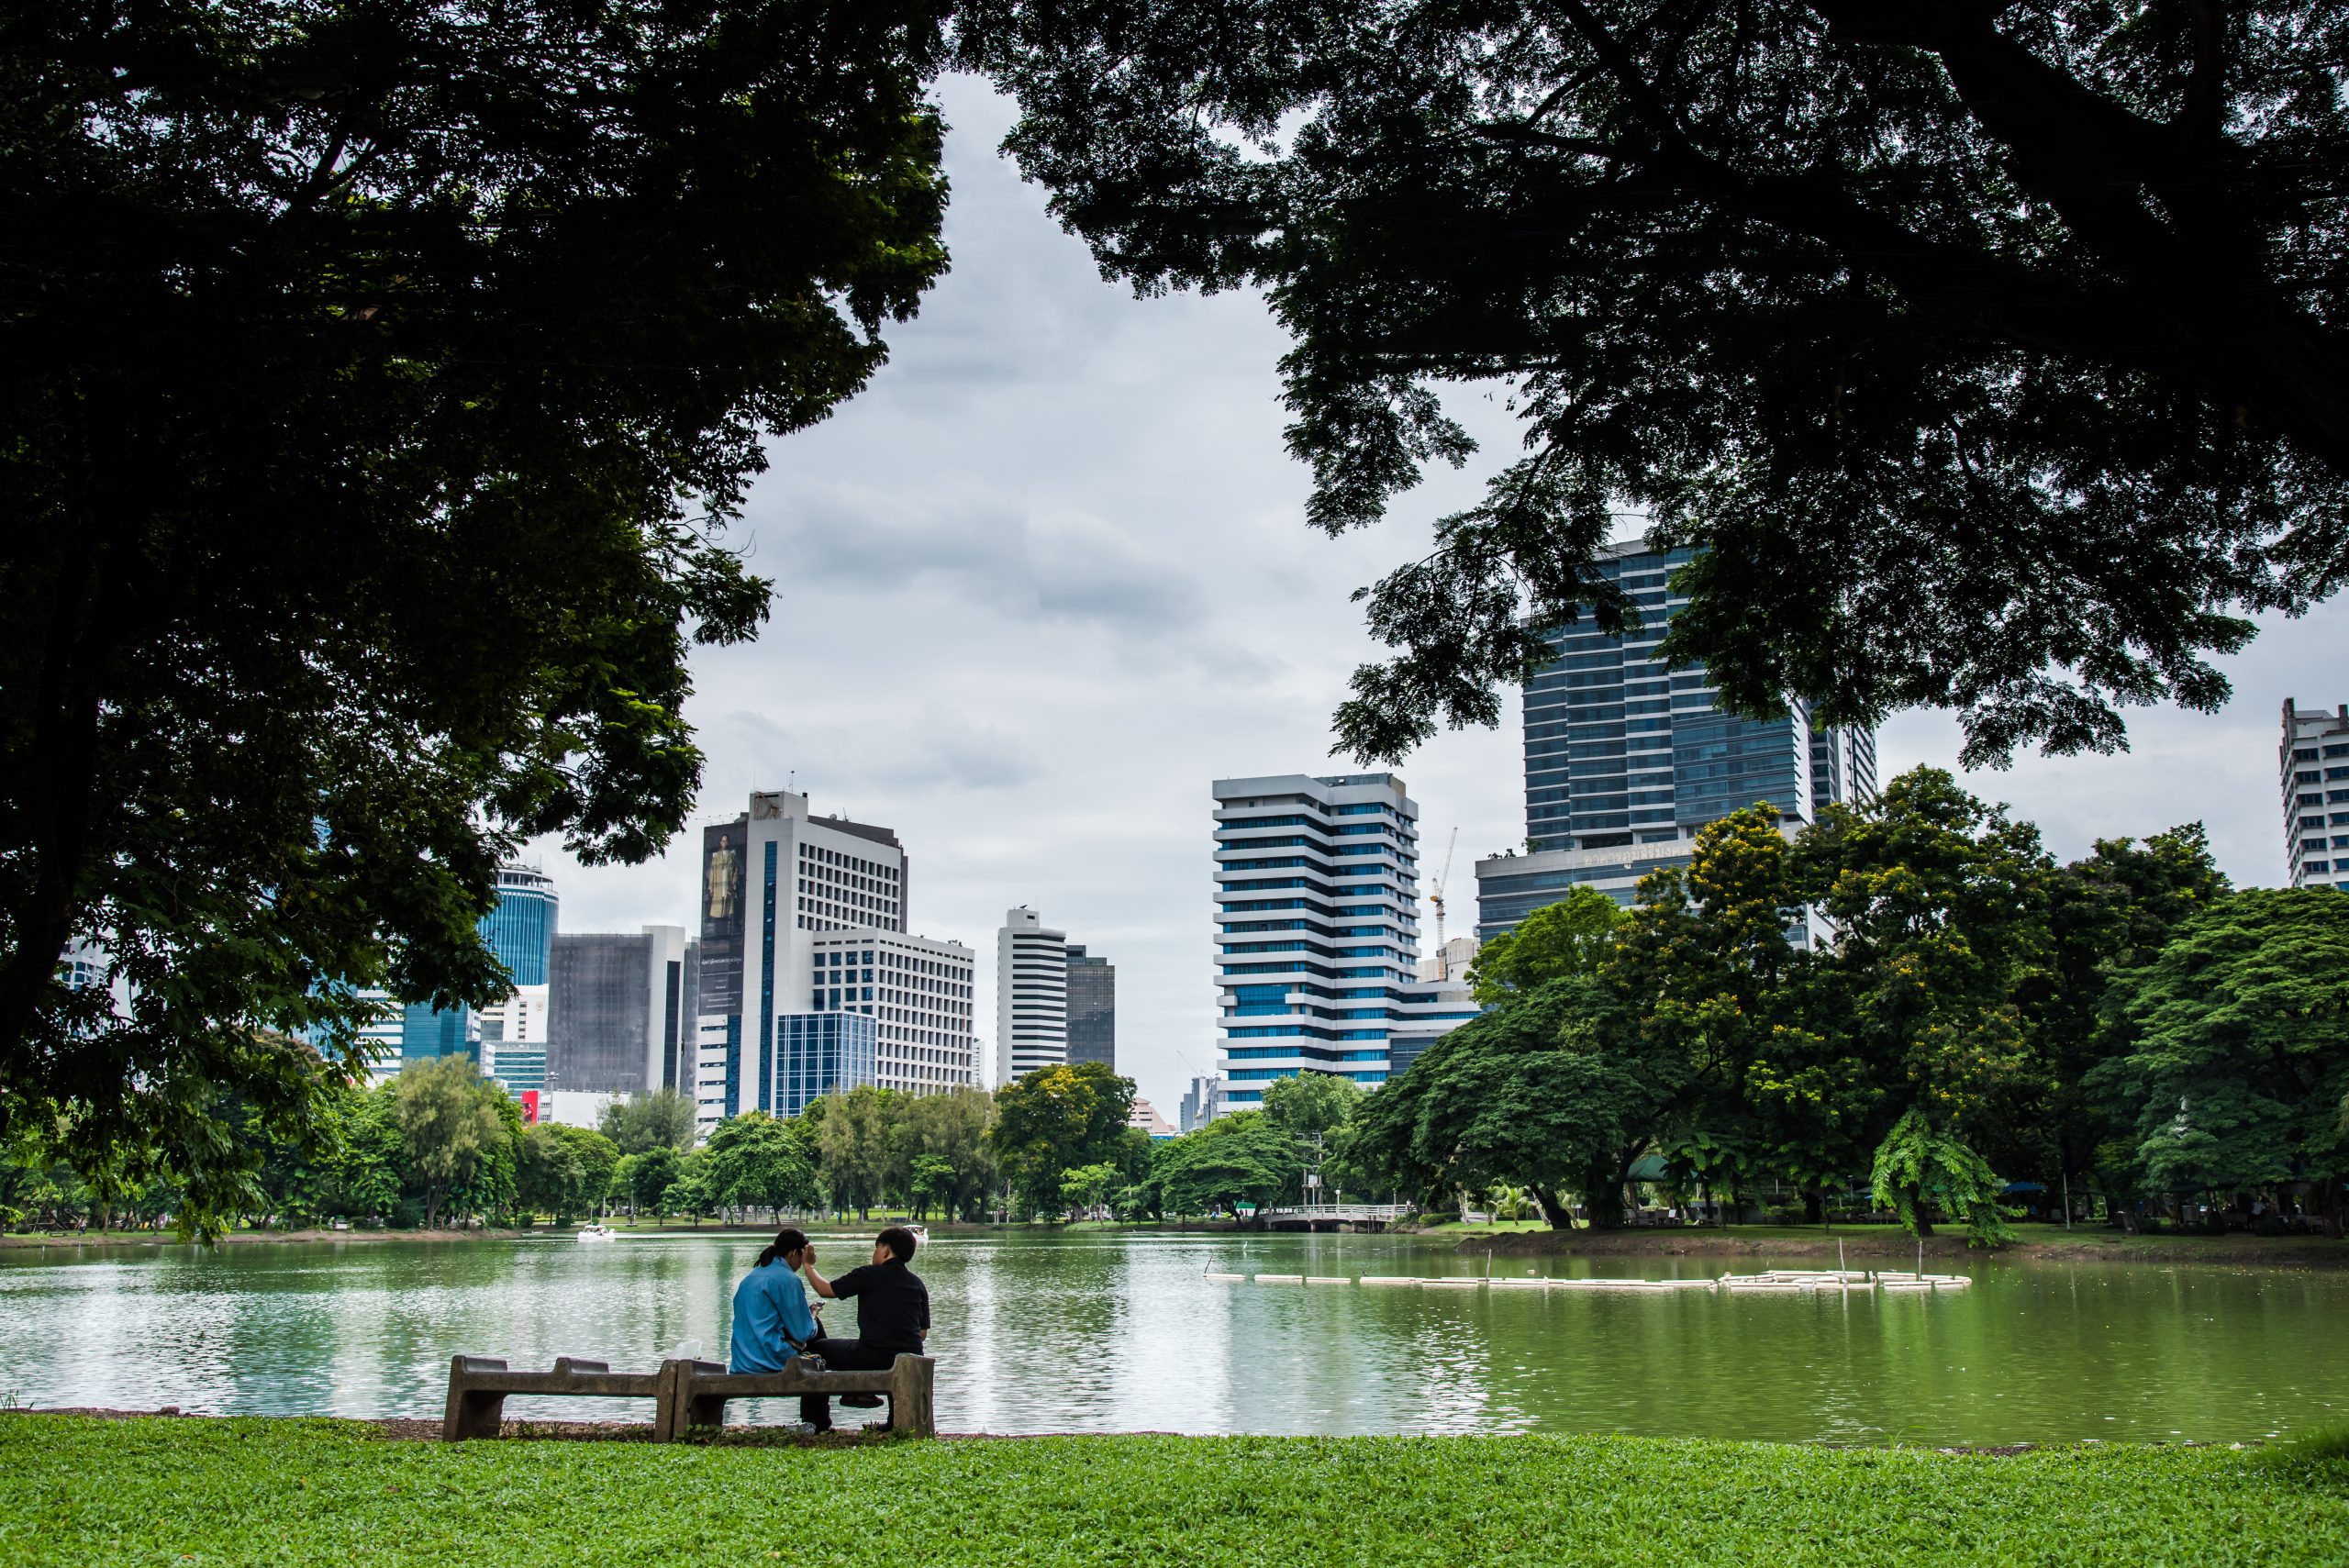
[399,862,559,1077]
[996,907,1068,1084]
[473,863,558,1093]
[545,925,691,1096]
[2282,698,2349,889]
[1064,943,1116,1069]
[1478,540,1876,939]
[1211,773,1431,1112]
[693,791,972,1137]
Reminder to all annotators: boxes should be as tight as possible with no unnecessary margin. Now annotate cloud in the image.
[531,76,2347,1120]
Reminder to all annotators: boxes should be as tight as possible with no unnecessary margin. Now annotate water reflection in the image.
[2,1232,2341,1442]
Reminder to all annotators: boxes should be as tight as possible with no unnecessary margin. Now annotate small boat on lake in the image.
[576,1224,618,1243]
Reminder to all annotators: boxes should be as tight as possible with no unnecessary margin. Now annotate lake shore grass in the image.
[4,1415,2346,1567]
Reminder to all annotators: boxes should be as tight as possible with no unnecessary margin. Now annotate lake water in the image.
[3,1230,2341,1443]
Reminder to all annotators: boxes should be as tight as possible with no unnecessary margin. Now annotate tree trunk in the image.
[2324,1176,2344,1242]
[1582,1163,1627,1230]
[1536,1188,1577,1230]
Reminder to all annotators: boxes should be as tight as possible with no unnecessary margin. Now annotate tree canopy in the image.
[1466,885,1623,1005]
[598,1091,699,1157]
[1349,975,1666,1229]
[991,1062,1137,1212]
[963,1,2349,766]
[0,0,953,1232]
[2091,890,2349,1202]
[1329,767,2288,1242]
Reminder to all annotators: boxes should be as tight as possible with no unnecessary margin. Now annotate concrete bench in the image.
[441,1354,666,1440]
[662,1354,936,1440]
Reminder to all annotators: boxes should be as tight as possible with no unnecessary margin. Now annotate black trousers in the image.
[801,1337,902,1430]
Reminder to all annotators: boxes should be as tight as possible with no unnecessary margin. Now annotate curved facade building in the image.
[479,864,558,986]
[996,906,1068,1085]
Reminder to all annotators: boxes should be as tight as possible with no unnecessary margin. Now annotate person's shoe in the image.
[841,1393,884,1408]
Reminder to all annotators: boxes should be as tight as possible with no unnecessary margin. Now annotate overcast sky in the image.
[528,77,2345,1118]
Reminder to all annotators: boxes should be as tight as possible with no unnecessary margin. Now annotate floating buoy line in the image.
[1203,1267,1971,1294]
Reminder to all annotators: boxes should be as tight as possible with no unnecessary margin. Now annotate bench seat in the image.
[664,1355,935,1440]
[441,1353,938,1441]
[441,1356,662,1440]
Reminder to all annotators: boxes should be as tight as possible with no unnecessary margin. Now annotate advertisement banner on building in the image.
[520,1089,540,1126]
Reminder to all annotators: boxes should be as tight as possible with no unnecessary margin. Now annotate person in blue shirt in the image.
[729,1228,821,1376]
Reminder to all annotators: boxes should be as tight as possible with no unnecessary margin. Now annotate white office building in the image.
[693,791,973,1136]
[809,927,976,1099]
[996,906,1069,1085]
[2283,698,2349,889]
[1211,773,1424,1114]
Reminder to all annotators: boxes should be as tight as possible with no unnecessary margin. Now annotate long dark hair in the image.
[756,1228,810,1268]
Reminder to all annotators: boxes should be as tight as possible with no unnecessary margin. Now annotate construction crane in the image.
[1429,827,1459,976]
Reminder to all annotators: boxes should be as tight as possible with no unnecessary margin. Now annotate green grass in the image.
[5,1418,2347,1566]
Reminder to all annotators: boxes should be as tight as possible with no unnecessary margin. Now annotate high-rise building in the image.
[807,926,974,1103]
[2282,698,2349,889]
[1179,1073,1226,1133]
[472,864,558,1092]
[1480,540,1876,939]
[1064,943,1117,1069]
[1211,773,1425,1113]
[544,925,691,1096]
[996,907,1068,1084]
[395,862,559,1078]
[481,865,559,984]
[694,791,970,1137]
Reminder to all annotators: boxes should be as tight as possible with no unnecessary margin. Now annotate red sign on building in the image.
[520,1090,540,1126]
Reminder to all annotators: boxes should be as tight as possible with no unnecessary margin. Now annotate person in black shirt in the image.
[800,1225,930,1432]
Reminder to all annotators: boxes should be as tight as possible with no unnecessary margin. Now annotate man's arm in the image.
[804,1261,839,1299]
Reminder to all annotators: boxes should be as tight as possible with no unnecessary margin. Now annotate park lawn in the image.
[3,1418,2346,1568]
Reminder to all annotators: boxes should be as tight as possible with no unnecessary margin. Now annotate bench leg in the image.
[886,1356,934,1439]
[443,1387,506,1441]
[654,1360,682,1441]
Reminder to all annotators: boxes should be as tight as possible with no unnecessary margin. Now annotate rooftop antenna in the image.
[1431,827,1460,973]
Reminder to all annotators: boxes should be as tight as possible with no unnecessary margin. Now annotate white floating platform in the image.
[1305,1276,1353,1285]
[1204,1273,1245,1283]
[1421,1278,1484,1288]
[1253,1273,1303,1284]
[1358,1275,1419,1286]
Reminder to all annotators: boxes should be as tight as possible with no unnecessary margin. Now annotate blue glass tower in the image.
[400,863,558,1070]
[479,865,557,986]
[1483,540,1876,940]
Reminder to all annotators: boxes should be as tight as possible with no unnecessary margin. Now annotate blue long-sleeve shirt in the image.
[729,1259,818,1373]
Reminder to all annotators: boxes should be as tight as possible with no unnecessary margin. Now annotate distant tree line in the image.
[1330,767,2349,1245]
[0,1060,1157,1233]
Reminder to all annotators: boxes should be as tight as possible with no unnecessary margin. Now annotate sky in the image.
[527,76,2345,1119]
